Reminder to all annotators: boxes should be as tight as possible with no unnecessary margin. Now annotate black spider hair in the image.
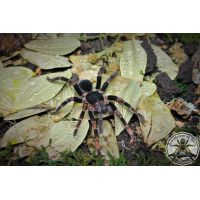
[79,79,93,93]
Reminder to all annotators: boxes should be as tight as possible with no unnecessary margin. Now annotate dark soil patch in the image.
[141,39,157,75]
[155,72,181,102]
[80,36,116,54]
[176,59,193,84]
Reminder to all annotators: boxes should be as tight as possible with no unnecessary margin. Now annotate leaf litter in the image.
[0,113,89,160]
[0,35,182,163]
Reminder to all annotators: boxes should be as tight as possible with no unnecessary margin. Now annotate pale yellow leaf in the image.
[141,81,157,97]
[4,106,51,120]
[138,92,175,146]
[46,84,74,122]
[87,120,119,159]
[0,61,3,70]
[70,54,94,72]
[0,89,13,117]
[151,44,178,80]
[0,67,35,101]
[107,80,142,136]
[0,115,53,148]
[120,39,147,83]
[20,48,71,69]
[25,36,80,56]
[12,71,71,111]
[15,118,89,160]
[0,67,35,116]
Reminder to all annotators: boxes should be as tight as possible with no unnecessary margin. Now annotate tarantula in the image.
[47,67,140,154]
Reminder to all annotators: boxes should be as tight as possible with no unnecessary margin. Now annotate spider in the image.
[47,66,140,154]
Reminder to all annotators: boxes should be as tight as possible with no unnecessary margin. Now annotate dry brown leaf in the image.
[167,98,199,119]
[169,42,188,66]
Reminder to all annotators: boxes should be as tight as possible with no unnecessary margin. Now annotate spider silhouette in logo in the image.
[47,66,141,154]
[169,137,196,162]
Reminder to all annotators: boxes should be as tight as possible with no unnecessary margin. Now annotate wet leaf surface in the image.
[24,35,80,56]
[20,48,72,69]
[46,84,74,122]
[109,80,142,136]
[120,39,147,83]
[12,71,71,112]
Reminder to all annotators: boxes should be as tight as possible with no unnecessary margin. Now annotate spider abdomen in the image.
[85,91,104,105]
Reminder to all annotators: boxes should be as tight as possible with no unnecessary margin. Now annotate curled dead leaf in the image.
[167,98,199,119]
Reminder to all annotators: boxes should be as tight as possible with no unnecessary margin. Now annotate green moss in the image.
[26,147,105,166]
[0,145,14,165]
[174,125,200,136]
[133,148,171,166]
[175,80,188,93]
[109,153,127,166]
[162,33,200,44]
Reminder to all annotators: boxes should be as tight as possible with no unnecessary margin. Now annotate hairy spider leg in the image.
[101,71,118,92]
[98,113,103,135]
[107,95,137,113]
[108,102,136,144]
[107,95,145,123]
[46,74,83,96]
[88,111,101,155]
[96,66,107,89]
[73,103,88,136]
[55,97,82,114]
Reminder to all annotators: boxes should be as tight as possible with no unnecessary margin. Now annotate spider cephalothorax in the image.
[47,67,140,154]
